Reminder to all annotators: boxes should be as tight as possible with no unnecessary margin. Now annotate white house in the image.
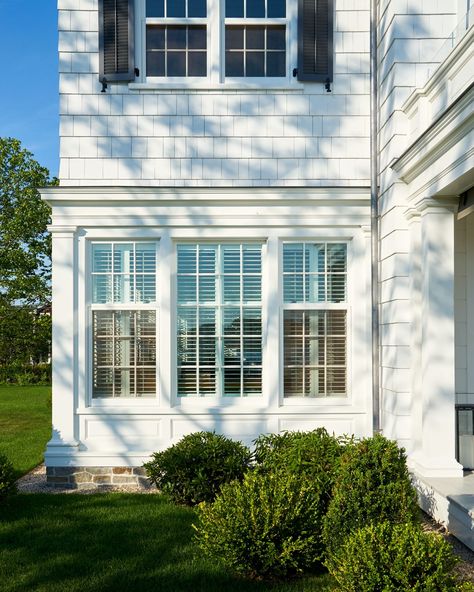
[42,0,474,510]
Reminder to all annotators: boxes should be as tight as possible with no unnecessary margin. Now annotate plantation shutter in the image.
[99,0,135,83]
[297,0,333,82]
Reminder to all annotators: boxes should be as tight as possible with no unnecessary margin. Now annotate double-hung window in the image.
[142,0,288,80]
[282,242,348,398]
[176,243,263,397]
[91,242,158,398]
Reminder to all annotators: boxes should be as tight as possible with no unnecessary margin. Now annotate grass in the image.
[0,385,51,477]
[0,494,335,592]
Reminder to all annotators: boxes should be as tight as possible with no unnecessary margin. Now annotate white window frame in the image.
[88,240,160,403]
[280,240,352,404]
[134,0,298,88]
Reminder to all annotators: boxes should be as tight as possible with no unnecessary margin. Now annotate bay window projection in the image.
[283,243,347,398]
[177,243,262,397]
[146,0,207,77]
[91,243,157,398]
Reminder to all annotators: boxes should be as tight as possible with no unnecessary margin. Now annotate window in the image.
[176,243,262,397]
[142,0,288,80]
[282,243,347,398]
[91,242,157,398]
[145,0,208,77]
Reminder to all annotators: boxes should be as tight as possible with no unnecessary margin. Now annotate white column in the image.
[408,199,463,478]
[45,225,79,464]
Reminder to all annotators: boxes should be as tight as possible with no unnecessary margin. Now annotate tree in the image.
[0,137,57,367]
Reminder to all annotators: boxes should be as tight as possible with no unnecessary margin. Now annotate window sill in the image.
[129,81,302,92]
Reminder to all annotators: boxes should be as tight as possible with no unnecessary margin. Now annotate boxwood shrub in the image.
[143,431,251,505]
[0,454,17,501]
[322,434,419,559]
[327,521,465,592]
[194,469,326,579]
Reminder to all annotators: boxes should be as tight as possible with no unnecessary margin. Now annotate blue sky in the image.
[0,0,59,177]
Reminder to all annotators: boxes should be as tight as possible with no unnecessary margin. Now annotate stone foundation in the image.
[46,466,152,490]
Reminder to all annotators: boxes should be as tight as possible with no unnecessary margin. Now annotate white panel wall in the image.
[57,0,371,186]
[378,0,457,449]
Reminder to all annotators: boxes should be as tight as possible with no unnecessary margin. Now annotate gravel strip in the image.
[16,464,158,495]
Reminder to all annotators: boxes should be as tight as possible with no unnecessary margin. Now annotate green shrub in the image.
[322,434,419,559]
[0,454,17,501]
[327,521,463,592]
[143,431,251,505]
[195,469,326,579]
[0,363,51,385]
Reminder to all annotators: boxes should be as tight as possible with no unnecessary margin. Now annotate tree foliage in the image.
[0,137,56,366]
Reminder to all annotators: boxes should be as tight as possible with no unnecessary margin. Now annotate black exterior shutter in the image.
[297,0,333,82]
[99,0,135,83]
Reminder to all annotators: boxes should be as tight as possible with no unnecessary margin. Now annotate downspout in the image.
[370,0,381,433]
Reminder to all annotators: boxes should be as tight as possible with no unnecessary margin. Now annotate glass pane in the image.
[135,243,156,273]
[243,245,261,273]
[223,275,240,302]
[304,337,324,365]
[223,307,240,335]
[305,243,325,273]
[224,367,241,396]
[226,0,244,17]
[283,274,303,303]
[94,338,113,367]
[136,367,156,397]
[226,26,244,50]
[224,338,241,365]
[199,369,216,395]
[284,367,303,397]
[267,51,286,77]
[305,368,324,397]
[246,52,265,76]
[188,0,206,17]
[243,338,261,365]
[199,337,216,364]
[92,244,112,272]
[246,0,265,17]
[167,0,185,17]
[178,245,197,273]
[147,51,166,76]
[327,311,346,335]
[284,337,303,366]
[198,245,216,273]
[305,311,324,336]
[267,0,285,17]
[246,27,265,49]
[326,367,346,396]
[199,308,216,335]
[243,308,261,335]
[137,338,156,365]
[115,311,134,336]
[93,368,114,398]
[178,368,197,396]
[284,311,303,336]
[114,369,133,397]
[137,311,156,336]
[94,312,114,337]
[199,276,216,303]
[327,337,346,365]
[135,274,156,303]
[459,410,474,436]
[223,245,240,273]
[178,275,197,303]
[115,338,135,366]
[178,337,197,365]
[147,26,166,50]
[267,26,286,50]
[188,51,207,77]
[93,275,112,304]
[327,244,347,272]
[177,307,197,335]
[243,368,261,395]
[306,274,325,303]
[243,275,261,302]
[283,244,304,273]
[226,51,244,77]
[188,26,207,49]
[113,274,134,303]
[113,244,133,273]
[147,0,165,17]
[328,274,346,303]
[167,26,187,49]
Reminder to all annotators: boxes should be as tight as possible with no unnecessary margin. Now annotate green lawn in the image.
[0,385,51,477]
[0,494,335,592]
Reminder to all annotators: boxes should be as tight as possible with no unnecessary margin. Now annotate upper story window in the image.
[142,0,288,80]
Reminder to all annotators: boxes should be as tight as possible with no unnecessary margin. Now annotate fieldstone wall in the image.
[46,466,152,490]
